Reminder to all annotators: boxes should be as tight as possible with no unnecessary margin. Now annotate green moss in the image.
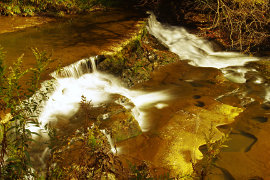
[110,114,142,142]
[98,25,181,86]
[98,102,142,143]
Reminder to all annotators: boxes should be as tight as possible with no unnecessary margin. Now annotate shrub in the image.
[0,48,51,179]
[196,0,270,52]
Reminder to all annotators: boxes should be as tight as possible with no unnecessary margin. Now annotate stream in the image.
[1,11,270,179]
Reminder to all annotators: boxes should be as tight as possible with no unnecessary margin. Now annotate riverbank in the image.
[0,4,269,179]
[137,0,269,54]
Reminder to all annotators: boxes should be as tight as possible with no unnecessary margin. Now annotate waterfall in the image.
[51,56,98,78]
[147,12,258,69]
[28,55,171,139]
[147,12,269,102]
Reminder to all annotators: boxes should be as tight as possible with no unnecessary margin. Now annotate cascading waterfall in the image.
[28,56,171,154]
[147,12,258,69]
[25,12,268,174]
[51,56,97,78]
[147,12,270,166]
[147,12,269,103]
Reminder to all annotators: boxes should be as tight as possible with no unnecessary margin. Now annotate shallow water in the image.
[146,13,270,178]
[0,10,146,79]
[1,11,270,179]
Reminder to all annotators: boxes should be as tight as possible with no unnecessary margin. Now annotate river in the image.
[1,10,269,179]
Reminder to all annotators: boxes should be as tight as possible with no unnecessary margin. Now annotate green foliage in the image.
[46,122,119,179]
[0,46,5,95]
[31,48,52,91]
[129,161,152,179]
[128,161,174,179]
[193,126,230,179]
[0,47,51,179]
[0,0,124,16]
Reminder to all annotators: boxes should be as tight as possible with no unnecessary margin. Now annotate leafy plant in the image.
[0,0,124,16]
[193,125,231,179]
[0,47,52,179]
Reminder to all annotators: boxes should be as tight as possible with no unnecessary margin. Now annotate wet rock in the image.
[214,96,270,179]
[98,29,181,87]
[98,102,142,143]
[153,98,243,176]
[110,113,142,143]
[247,60,270,82]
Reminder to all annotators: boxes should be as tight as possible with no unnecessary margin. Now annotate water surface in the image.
[0,10,146,79]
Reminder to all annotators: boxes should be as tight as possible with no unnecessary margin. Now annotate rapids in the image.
[28,56,172,137]
[3,11,269,179]
[147,13,258,69]
[147,13,269,102]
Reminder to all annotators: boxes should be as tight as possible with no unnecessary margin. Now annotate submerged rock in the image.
[155,98,243,176]
[99,101,142,143]
[247,59,270,82]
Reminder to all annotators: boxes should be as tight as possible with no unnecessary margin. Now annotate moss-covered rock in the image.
[98,102,142,143]
[98,27,181,87]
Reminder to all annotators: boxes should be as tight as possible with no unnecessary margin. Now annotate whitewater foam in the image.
[147,12,258,69]
[29,57,171,136]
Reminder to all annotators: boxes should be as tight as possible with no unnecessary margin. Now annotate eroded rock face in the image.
[247,59,270,82]
[35,21,268,178]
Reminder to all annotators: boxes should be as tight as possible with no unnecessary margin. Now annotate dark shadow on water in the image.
[261,103,270,110]
[252,116,268,123]
[193,95,201,99]
[194,101,205,107]
[214,165,236,180]
[199,130,257,154]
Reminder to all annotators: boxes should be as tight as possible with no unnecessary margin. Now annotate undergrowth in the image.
[193,126,231,179]
[195,0,270,52]
[0,47,52,179]
[0,0,124,16]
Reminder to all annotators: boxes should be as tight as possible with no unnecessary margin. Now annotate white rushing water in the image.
[28,56,171,137]
[147,12,269,102]
[27,13,269,162]
[147,12,258,69]
[30,13,269,138]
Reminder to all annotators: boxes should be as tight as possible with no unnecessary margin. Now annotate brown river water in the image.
[0,10,270,179]
[0,10,146,80]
